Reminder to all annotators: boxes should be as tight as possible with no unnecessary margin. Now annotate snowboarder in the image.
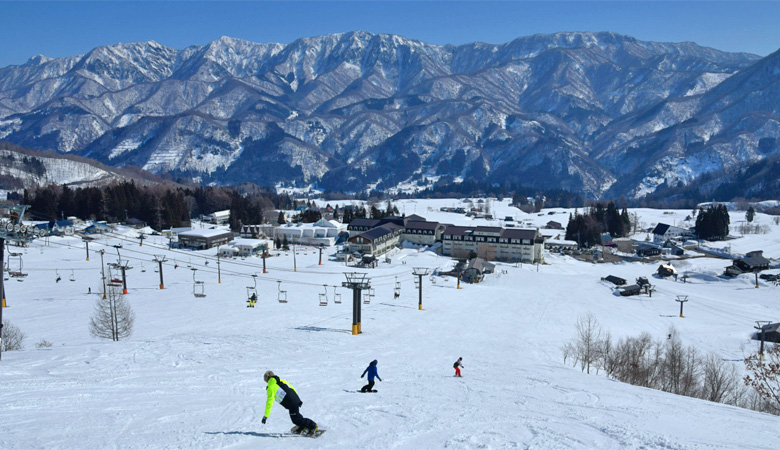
[360,360,382,392]
[261,370,318,436]
[453,357,464,377]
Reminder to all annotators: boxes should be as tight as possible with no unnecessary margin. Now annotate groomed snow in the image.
[1,199,779,449]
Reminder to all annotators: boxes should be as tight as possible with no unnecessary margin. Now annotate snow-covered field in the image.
[2,199,779,449]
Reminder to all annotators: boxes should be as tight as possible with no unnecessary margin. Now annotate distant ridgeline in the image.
[1,31,779,200]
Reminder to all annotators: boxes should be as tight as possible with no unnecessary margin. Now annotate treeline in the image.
[694,204,730,241]
[348,179,586,209]
[22,182,295,231]
[564,201,631,247]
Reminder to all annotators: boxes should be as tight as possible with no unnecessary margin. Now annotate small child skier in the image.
[453,357,464,377]
[360,360,382,392]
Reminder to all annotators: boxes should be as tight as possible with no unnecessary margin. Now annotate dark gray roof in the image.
[501,228,538,240]
[467,257,495,272]
[652,223,671,235]
[474,226,503,234]
[359,226,395,241]
[405,221,440,231]
[348,218,381,228]
[405,214,426,222]
[443,226,471,236]
[742,251,770,267]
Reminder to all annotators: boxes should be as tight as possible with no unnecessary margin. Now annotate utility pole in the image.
[262,248,267,274]
[318,244,324,265]
[153,255,167,289]
[217,245,222,284]
[754,269,760,289]
[413,267,431,310]
[755,321,772,362]
[138,233,145,247]
[343,272,370,335]
[293,242,297,272]
[100,250,107,299]
[675,295,689,318]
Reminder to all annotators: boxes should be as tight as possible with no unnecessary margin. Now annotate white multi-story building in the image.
[272,218,347,247]
[441,226,545,263]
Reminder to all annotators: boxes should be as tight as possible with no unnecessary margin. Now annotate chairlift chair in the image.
[277,281,287,303]
[246,275,258,307]
[192,268,206,298]
[69,269,76,282]
[55,269,61,283]
[141,263,146,273]
[363,288,374,304]
[319,284,328,306]
[333,286,342,304]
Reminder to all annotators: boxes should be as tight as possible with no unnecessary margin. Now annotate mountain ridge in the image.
[0,31,775,199]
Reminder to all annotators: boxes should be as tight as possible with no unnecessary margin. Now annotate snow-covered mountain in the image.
[0,142,167,190]
[0,32,774,198]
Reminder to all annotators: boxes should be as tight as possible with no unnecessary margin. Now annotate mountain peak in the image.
[25,54,52,66]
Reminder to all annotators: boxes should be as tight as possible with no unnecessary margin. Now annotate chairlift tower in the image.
[152,255,167,289]
[755,321,772,362]
[413,267,431,310]
[0,204,40,362]
[343,272,371,335]
[675,295,689,318]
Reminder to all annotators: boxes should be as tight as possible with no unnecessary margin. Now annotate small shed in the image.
[636,243,661,257]
[658,264,677,277]
[619,284,642,296]
[756,323,780,343]
[603,275,627,286]
[462,257,496,284]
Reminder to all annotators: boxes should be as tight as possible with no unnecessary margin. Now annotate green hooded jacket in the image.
[264,377,301,417]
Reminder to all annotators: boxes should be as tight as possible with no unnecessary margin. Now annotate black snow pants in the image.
[286,403,317,430]
[361,380,375,392]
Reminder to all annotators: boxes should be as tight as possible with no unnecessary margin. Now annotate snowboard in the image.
[291,426,326,438]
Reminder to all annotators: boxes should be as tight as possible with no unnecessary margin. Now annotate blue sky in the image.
[1,1,778,68]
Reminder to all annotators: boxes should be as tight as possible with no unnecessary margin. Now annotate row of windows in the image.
[404,229,435,234]
[444,236,533,245]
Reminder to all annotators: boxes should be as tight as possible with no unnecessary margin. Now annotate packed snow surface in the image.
[1,199,779,449]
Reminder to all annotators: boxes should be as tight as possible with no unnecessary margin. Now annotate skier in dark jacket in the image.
[360,360,382,392]
[454,357,464,377]
[261,370,318,435]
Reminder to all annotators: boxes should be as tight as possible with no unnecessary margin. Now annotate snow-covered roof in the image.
[178,228,232,238]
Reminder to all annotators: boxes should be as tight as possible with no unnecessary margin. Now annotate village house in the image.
[652,223,693,243]
[202,209,231,224]
[636,242,662,257]
[461,257,496,284]
[724,250,771,276]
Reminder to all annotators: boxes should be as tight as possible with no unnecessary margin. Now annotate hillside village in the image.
[3,196,780,449]
[5,198,778,286]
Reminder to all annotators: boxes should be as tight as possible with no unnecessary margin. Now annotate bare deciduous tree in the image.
[563,313,605,374]
[701,353,742,404]
[744,344,780,414]
[89,285,134,341]
[1,319,26,351]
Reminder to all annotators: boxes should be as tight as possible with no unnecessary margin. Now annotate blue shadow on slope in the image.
[205,431,296,438]
[294,326,351,334]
